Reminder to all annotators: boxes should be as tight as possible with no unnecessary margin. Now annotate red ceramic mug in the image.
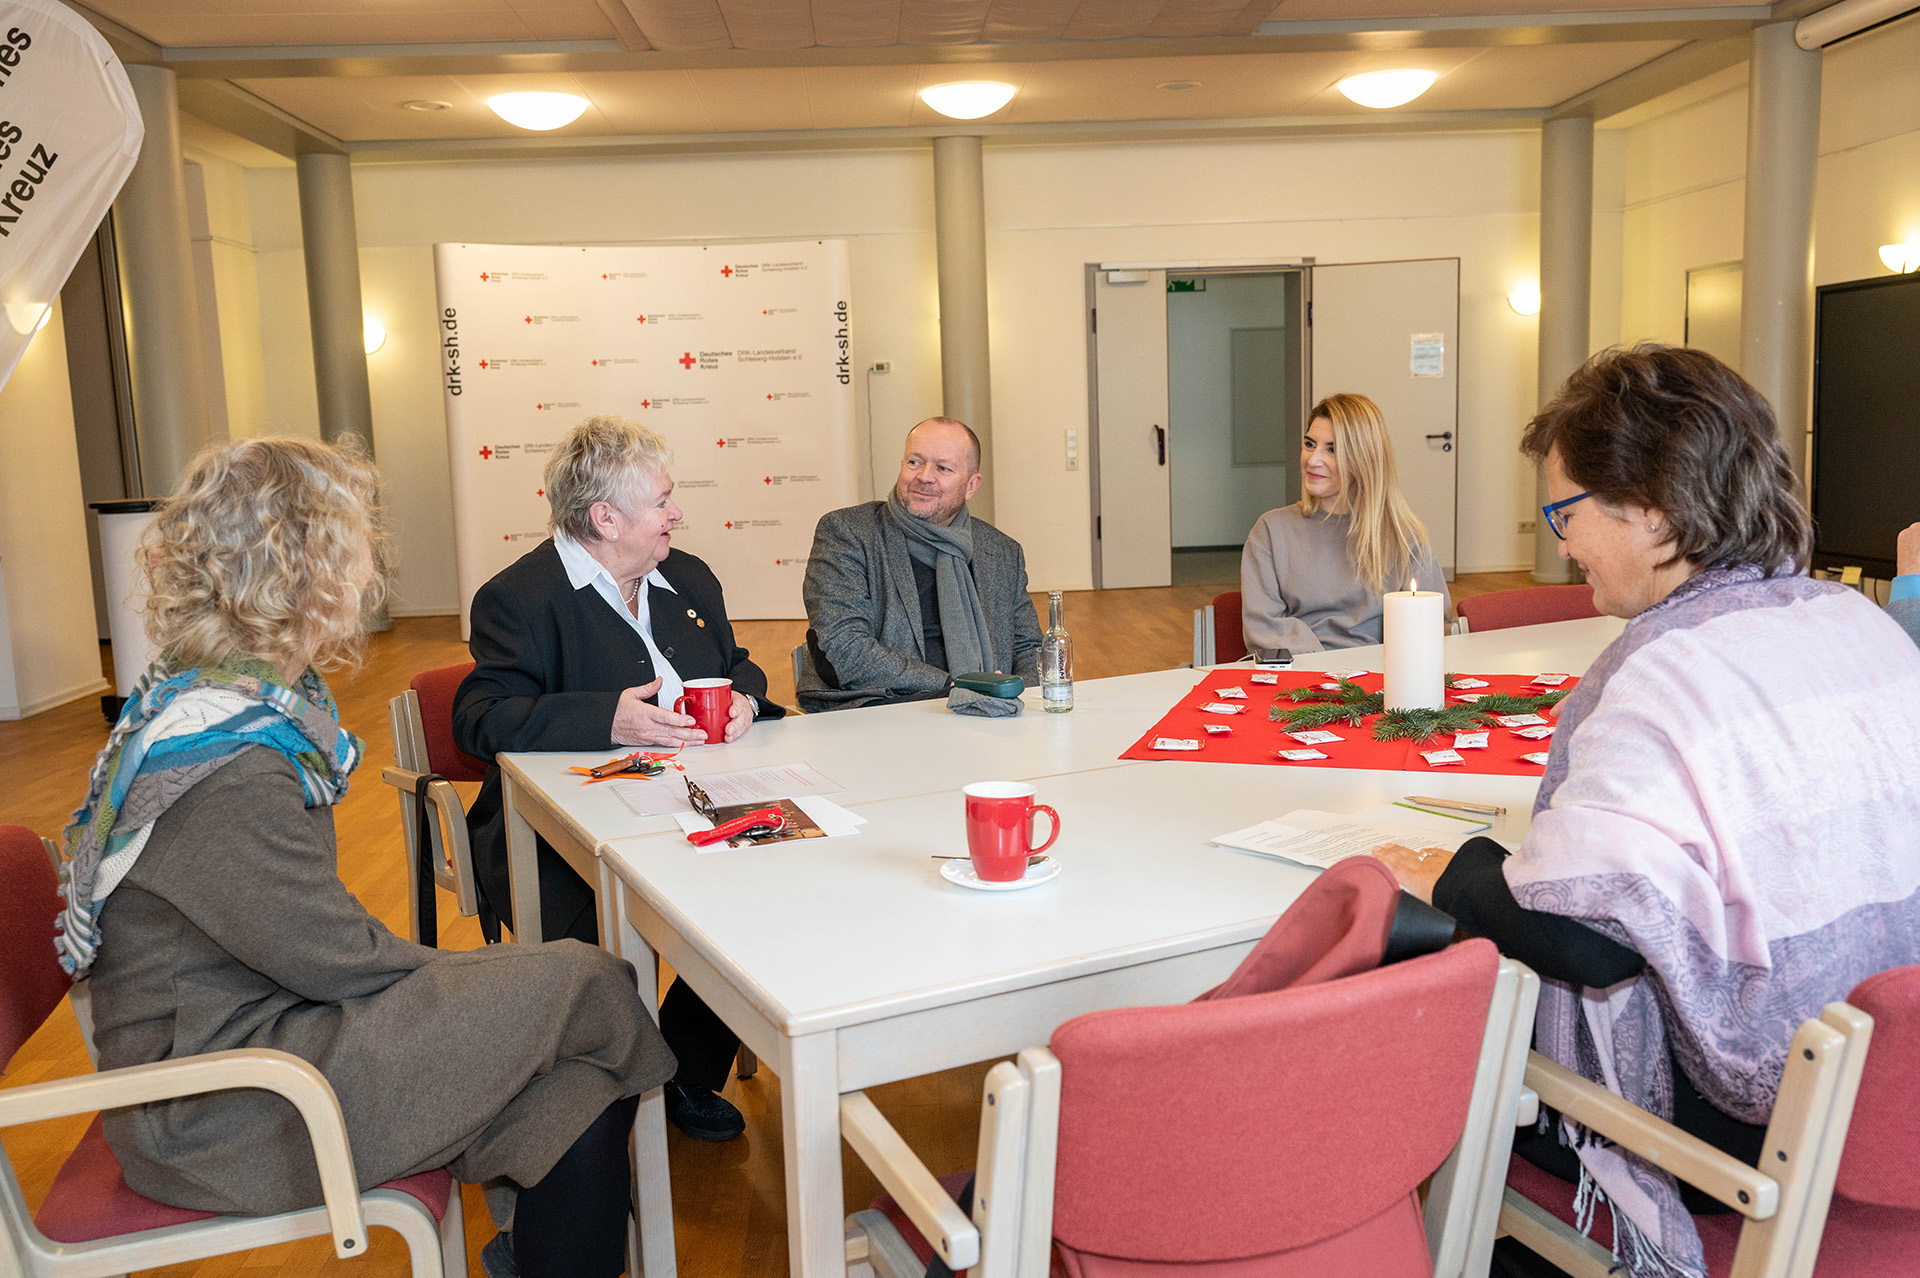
[673,678,733,744]
[963,782,1061,882]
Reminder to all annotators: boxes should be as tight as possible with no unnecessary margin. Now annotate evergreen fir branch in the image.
[1375,703,1491,742]
[1272,698,1377,730]
[1470,689,1569,716]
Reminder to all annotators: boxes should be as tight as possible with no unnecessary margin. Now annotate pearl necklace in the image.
[624,576,643,607]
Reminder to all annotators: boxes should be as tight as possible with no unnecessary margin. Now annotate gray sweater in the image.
[1890,596,1920,648]
[1240,505,1451,653]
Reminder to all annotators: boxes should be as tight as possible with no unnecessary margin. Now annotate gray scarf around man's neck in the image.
[883,489,1018,717]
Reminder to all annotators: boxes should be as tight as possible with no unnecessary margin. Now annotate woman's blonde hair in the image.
[1301,393,1429,592]
[140,436,390,674]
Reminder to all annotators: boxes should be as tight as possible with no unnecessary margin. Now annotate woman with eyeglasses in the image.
[1376,345,1920,1278]
[1239,392,1452,654]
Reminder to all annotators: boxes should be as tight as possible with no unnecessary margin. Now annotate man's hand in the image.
[724,690,755,743]
[611,679,707,747]
[1898,522,1920,578]
[1371,843,1456,905]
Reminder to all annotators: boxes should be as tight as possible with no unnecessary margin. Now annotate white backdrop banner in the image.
[434,239,856,624]
[0,0,141,392]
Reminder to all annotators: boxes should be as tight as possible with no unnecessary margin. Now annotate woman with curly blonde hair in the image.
[58,437,673,1278]
[1240,392,1453,653]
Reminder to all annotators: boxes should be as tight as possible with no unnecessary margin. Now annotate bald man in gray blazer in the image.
[799,417,1041,713]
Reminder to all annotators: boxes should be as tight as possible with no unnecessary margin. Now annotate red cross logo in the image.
[536,403,543,410]
[636,315,646,323]
[720,265,733,278]
[763,476,772,485]
[601,273,608,280]
[480,272,489,281]
[641,399,651,408]
[716,438,726,447]
[478,360,488,369]
[503,534,509,541]
[766,393,773,400]
[725,521,733,529]
[536,488,544,497]
[678,352,696,369]
[478,446,493,459]
[524,316,532,324]
[591,359,598,366]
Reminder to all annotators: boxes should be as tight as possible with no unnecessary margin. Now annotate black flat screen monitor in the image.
[1811,272,1920,579]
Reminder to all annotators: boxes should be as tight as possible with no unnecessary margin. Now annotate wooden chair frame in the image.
[0,1048,464,1278]
[381,688,482,944]
[843,956,1540,1278]
[1497,1002,1874,1278]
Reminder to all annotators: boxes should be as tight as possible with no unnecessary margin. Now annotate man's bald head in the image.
[907,417,981,476]
[896,416,984,526]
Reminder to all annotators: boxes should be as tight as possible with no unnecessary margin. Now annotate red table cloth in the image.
[1120,670,1579,777]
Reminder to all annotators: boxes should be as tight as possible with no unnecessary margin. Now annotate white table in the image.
[496,615,1624,1278]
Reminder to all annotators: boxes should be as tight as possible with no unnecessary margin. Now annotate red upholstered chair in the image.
[0,825,467,1278]
[1496,971,1906,1277]
[1456,584,1600,633]
[1191,591,1247,666]
[842,859,1542,1278]
[381,662,486,945]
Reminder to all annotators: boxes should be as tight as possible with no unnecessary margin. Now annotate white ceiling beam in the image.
[1548,33,1750,116]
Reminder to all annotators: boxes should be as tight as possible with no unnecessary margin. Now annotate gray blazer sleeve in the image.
[1890,596,1920,649]
[803,509,951,699]
[1240,516,1323,654]
[136,749,431,1003]
[1006,541,1043,684]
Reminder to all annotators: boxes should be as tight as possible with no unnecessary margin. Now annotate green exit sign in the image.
[1167,278,1206,293]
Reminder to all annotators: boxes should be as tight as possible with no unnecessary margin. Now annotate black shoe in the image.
[663,1080,745,1141]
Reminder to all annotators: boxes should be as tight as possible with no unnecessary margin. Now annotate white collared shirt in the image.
[553,532,685,709]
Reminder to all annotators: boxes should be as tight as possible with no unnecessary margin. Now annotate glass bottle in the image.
[1041,590,1074,713]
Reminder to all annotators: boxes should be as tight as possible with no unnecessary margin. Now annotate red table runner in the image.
[1119,669,1579,776]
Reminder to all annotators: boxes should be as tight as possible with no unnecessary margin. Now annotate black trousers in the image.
[513,840,742,1096]
[514,1094,639,1278]
[1492,1053,1769,1278]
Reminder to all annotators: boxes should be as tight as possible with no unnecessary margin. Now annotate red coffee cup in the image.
[673,678,733,744]
[962,782,1061,882]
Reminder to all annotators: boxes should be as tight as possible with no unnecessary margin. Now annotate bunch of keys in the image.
[572,751,671,782]
[684,777,787,847]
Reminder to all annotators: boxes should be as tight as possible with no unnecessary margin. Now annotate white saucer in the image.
[940,858,1063,892]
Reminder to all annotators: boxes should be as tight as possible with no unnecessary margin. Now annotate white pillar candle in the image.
[1383,582,1446,710]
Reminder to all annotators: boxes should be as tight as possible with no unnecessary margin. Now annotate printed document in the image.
[611,762,844,817]
[1212,804,1491,870]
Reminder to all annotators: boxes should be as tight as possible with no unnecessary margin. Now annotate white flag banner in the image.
[0,0,141,390]
[434,239,857,624]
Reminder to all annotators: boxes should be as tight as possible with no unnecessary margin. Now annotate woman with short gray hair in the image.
[455,414,783,1144]
[65,437,673,1278]
[1374,346,1920,1278]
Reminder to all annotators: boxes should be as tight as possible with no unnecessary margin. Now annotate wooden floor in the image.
[0,570,1534,1277]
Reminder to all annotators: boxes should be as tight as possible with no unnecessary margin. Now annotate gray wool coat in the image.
[87,748,675,1225]
[798,500,1043,713]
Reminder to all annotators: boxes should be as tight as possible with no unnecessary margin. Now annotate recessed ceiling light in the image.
[1157,80,1202,92]
[487,91,590,131]
[1336,69,1439,109]
[402,99,451,112]
[919,82,1017,120]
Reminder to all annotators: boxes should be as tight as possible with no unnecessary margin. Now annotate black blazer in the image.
[455,540,784,926]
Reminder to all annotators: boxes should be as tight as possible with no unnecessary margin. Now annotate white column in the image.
[295,152,376,453]
[115,65,212,496]
[931,135,995,522]
[1738,20,1821,488]
[1532,116,1593,583]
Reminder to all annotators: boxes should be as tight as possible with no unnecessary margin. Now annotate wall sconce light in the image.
[1880,242,1920,274]
[1507,285,1541,316]
[364,316,387,355]
[6,302,51,335]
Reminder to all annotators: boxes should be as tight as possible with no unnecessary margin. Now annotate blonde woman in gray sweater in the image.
[1241,393,1452,653]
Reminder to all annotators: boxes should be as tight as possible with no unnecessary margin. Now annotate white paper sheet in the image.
[1211,804,1489,870]
[611,762,844,817]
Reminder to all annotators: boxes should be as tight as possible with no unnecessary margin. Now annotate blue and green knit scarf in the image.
[55,655,363,977]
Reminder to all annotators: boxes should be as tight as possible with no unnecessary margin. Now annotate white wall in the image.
[229,131,1547,611]
[1611,15,1920,348]
[0,302,107,719]
[1165,273,1292,547]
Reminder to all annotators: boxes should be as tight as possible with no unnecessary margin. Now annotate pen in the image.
[1405,795,1507,816]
